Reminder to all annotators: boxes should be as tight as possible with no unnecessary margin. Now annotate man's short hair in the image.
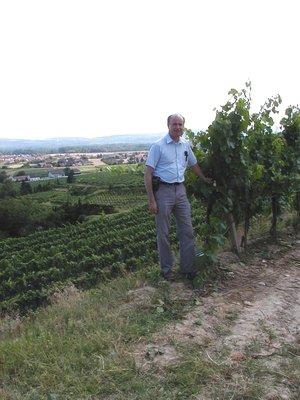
[167,113,185,127]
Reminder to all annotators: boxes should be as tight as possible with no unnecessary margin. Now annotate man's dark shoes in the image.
[181,271,198,280]
[162,270,176,281]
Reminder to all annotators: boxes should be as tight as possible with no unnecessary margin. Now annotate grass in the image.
[258,319,278,341]
[0,268,197,399]
[2,264,298,400]
[1,225,299,399]
[225,309,239,322]
[245,339,263,355]
[0,261,217,399]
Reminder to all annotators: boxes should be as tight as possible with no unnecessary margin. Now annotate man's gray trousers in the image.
[154,183,195,274]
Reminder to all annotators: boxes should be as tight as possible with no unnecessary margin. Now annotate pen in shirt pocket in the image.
[184,150,188,162]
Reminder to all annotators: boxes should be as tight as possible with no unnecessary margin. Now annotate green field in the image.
[26,167,145,211]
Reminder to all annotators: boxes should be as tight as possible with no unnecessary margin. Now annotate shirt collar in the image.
[166,133,182,144]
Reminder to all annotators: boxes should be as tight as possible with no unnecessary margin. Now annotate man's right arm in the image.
[144,166,158,214]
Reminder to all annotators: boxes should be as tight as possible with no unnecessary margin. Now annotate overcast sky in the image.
[0,0,299,139]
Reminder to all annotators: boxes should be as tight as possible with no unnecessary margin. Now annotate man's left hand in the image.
[203,176,213,184]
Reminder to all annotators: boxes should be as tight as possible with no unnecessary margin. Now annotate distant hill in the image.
[0,134,162,153]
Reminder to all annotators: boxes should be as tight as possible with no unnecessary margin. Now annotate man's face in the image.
[168,115,184,141]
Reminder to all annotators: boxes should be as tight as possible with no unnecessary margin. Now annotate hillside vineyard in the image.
[0,202,205,312]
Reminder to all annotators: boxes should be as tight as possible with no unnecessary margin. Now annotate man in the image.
[144,113,211,280]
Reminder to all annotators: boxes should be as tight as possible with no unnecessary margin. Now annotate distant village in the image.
[0,151,148,182]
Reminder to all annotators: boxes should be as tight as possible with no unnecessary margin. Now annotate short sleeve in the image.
[187,144,197,167]
[145,143,161,169]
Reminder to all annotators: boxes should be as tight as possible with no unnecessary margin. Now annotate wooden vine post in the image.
[227,213,241,255]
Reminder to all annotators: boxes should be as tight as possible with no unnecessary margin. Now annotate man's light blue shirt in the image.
[146,133,197,183]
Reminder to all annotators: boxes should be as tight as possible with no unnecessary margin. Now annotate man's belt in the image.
[160,181,182,186]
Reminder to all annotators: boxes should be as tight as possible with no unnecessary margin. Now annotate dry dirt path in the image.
[133,231,300,399]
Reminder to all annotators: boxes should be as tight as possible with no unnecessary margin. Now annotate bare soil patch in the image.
[132,230,300,399]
